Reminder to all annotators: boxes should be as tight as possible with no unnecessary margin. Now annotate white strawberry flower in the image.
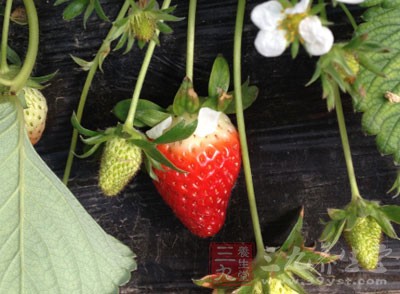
[251,0,334,57]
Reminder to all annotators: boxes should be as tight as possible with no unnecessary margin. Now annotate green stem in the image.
[186,0,197,81]
[123,0,172,132]
[339,2,357,31]
[63,0,131,184]
[334,84,361,201]
[0,0,13,73]
[5,0,39,94]
[234,0,265,256]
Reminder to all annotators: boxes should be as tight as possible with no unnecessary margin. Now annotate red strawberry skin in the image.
[153,114,241,237]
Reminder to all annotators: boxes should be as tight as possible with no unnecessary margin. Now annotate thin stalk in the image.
[1,0,13,73]
[63,0,131,184]
[339,2,357,31]
[234,0,265,256]
[333,84,361,201]
[186,0,197,81]
[123,0,172,131]
[4,0,39,94]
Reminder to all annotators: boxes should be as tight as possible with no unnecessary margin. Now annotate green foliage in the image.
[0,97,136,293]
[55,0,108,27]
[354,2,400,164]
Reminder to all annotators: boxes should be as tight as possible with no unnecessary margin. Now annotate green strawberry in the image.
[131,11,156,42]
[23,87,48,145]
[344,216,382,270]
[99,136,142,196]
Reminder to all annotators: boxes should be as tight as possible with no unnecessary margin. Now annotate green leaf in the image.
[113,99,169,127]
[224,80,258,114]
[154,119,197,144]
[354,4,400,167]
[63,0,88,21]
[0,97,136,292]
[208,55,230,99]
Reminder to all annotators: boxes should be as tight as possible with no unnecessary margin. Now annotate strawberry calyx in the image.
[194,209,338,293]
[110,0,184,52]
[320,197,400,269]
[308,35,388,111]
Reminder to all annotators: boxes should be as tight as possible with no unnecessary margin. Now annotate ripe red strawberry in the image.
[23,87,48,145]
[152,112,241,237]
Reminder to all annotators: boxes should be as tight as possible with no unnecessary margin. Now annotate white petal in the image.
[146,116,172,139]
[299,16,334,56]
[336,0,364,3]
[254,29,288,57]
[194,107,221,137]
[251,1,284,31]
[285,0,310,14]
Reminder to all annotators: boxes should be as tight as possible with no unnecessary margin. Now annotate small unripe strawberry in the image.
[23,87,48,145]
[344,216,382,270]
[99,136,142,196]
[268,277,299,294]
[130,12,156,42]
[338,52,360,84]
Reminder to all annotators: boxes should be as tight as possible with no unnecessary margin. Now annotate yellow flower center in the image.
[279,12,307,42]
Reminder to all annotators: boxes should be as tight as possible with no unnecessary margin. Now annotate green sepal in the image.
[74,143,102,159]
[381,205,400,223]
[130,139,185,173]
[172,77,200,115]
[279,272,307,294]
[327,208,347,220]
[299,249,339,264]
[70,54,94,71]
[6,45,21,66]
[157,22,173,34]
[280,208,304,252]
[320,219,346,251]
[93,0,108,21]
[80,134,111,145]
[286,263,322,286]
[71,112,101,137]
[192,274,239,290]
[113,98,169,127]
[15,92,27,109]
[370,209,398,239]
[28,71,58,87]
[154,119,197,144]
[291,37,300,59]
[143,155,160,181]
[224,80,258,114]
[208,55,230,99]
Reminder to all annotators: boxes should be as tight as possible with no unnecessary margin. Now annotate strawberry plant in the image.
[3,0,400,292]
